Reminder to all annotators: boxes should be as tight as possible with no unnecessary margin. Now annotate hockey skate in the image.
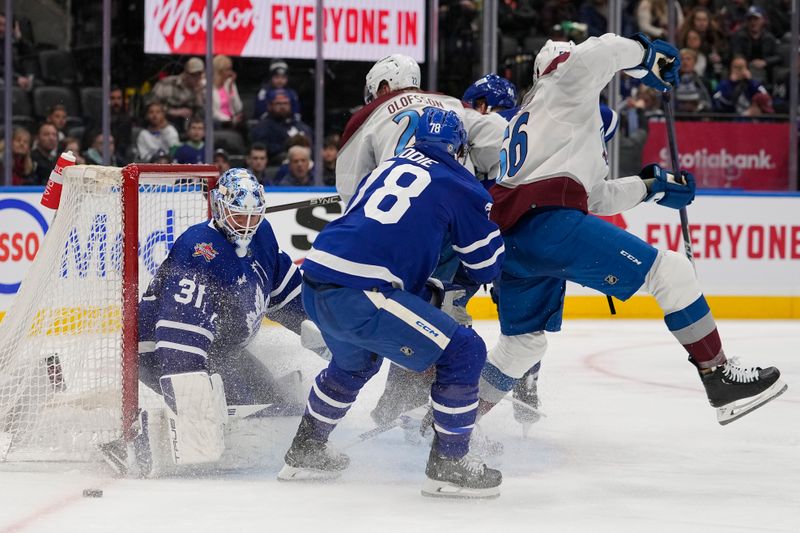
[696,357,788,425]
[421,442,502,499]
[278,418,350,481]
[512,366,542,437]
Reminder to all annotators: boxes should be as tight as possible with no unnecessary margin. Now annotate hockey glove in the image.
[625,33,681,92]
[424,278,471,325]
[641,163,696,209]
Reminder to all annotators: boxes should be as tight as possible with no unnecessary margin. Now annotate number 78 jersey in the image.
[304,145,505,297]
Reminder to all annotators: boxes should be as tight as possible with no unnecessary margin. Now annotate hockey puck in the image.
[82,489,103,498]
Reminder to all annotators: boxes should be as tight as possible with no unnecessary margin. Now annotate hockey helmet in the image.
[364,54,421,104]
[413,107,467,158]
[533,40,574,84]
[210,168,267,256]
[463,74,518,112]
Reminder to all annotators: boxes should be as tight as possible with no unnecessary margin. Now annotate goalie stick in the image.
[338,405,431,450]
[264,194,342,214]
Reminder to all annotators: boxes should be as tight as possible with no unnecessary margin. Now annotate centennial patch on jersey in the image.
[193,242,218,262]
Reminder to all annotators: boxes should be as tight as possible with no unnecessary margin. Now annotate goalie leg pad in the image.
[480,332,547,405]
[159,371,227,466]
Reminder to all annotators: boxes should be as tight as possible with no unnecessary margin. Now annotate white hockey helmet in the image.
[533,40,574,84]
[363,54,421,104]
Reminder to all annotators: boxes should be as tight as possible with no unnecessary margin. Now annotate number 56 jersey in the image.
[304,145,505,297]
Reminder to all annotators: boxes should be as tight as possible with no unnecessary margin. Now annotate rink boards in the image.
[1,186,799,320]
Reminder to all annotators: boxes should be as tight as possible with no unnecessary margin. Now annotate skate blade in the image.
[421,478,500,499]
[277,463,343,482]
[716,379,788,426]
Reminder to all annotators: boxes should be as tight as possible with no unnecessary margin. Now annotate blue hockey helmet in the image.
[462,74,518,112]
[413,107,468,157]
[210,168,267,256]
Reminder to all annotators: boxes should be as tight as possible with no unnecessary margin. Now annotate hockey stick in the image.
[338,405,431,450]
[661,91,695,266]
[264,194,342,214]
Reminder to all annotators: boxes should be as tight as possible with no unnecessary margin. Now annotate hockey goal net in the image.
[0,163,218,462]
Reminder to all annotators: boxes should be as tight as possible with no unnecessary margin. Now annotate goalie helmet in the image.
[210,168,267,257]
[413,107,467,158]
[363,54,421,104]
[463,74,518,112]
[533,40,574,84]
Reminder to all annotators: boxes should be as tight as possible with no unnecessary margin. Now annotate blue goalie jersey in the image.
[138,220,302,378]
[303,145,505,296]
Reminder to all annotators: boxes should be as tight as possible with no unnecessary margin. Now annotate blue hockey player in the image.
[278,108,505,499]
[478,33,787,427]
[118,168,308,474]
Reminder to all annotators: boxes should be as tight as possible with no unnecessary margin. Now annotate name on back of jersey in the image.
[386,94,448,115]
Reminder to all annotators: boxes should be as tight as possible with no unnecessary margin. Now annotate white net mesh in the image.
[0,164,215,462]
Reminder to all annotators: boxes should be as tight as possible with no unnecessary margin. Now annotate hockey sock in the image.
[479,332,547,406]
[664,295,726,369]
[304,360,379,442]
[432,328,485,458]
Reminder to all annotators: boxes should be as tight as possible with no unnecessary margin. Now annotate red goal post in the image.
[0,163,218,462]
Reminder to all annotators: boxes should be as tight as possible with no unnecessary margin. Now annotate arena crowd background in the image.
[0,0,797,191]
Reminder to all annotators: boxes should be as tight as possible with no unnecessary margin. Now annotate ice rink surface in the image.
[1,319,798,533]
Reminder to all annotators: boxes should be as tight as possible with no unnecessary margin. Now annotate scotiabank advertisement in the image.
[642,121,790,191]
[144,0,426,62]
[1,189,799,316]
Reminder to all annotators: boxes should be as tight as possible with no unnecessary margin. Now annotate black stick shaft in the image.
[662,91,695,266]
[264,194,342,214]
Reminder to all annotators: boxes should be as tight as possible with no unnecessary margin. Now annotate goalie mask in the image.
[364,54,421,104]
[210,168,267,257]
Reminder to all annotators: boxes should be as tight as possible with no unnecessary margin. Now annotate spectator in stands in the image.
[636,0,683,39]
[3,127,35,185]
[676,49,714,112]
[272,134,312,184]
[763,0,791,41]
[246,143,272,186]
[213,148,231,174]
[30,123,58,185]
[498,0,537,42]
[59,136,86,165]
[718,0,750,35]
[151,57,205,126]
[84,131,121,166]
[174,116,205,164]
[679,7,726,80]
[212,55,244,129]
[253,60,301,120]
[578,0,608,38]
[730,6,780,82]
[322,135,339,186]
[136,101,180,162]
[110,86,133,163]
[626,86,664,121]
[538,0,577,38]
[278,145,313,186]
[149,150,171,164]
[46,105,68,143]
[713,55,774,115]
[0,11,34,91]
[250,89,312,165]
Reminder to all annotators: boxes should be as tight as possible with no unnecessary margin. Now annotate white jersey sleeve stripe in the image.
[460,244,506,270]
[155,320,215,342]
[268,284,300,311]
[270,262,299,297]
[154,341,209,359]
[452,229,501,254]
[363,291,451,351]
[305,249,405,289]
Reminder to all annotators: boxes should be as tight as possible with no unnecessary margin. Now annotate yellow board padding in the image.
[1,296,799,329]
[465,295,800,320]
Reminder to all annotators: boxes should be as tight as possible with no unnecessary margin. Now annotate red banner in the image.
[641,121,790,191]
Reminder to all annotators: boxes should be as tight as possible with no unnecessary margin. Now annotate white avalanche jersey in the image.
[336,90,506,203]
[494,34,648,220]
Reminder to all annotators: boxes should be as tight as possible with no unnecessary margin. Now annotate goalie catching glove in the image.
[640,163,696,209]
[625,33,681,92]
